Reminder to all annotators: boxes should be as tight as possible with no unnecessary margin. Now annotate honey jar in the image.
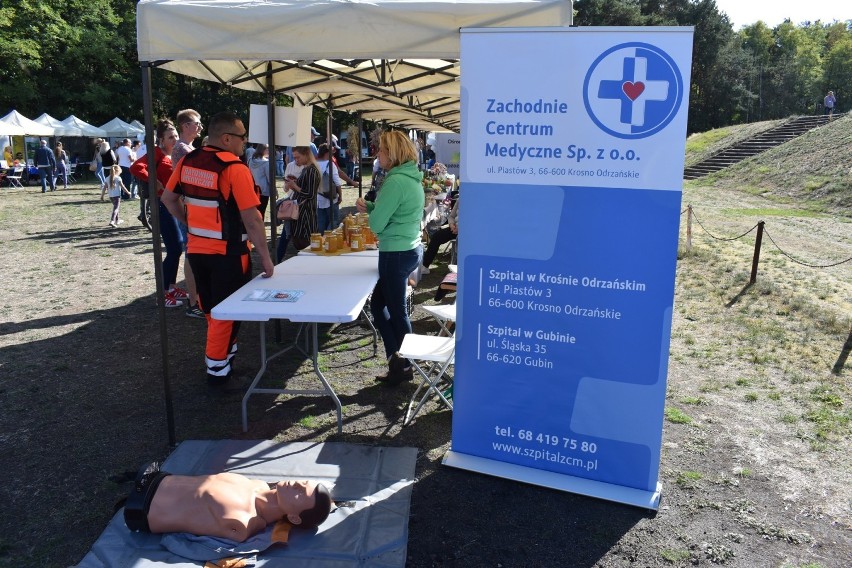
[310,232,322,250]
[349,227,363,251]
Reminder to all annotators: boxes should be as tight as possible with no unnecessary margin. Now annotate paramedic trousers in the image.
[187,252,251,380]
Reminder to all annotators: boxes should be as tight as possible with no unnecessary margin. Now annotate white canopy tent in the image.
[34,113,84,137]
[0,110,54,136]
[136,0,573,443]
[62,115,108,138]
[136,0,572,131]
[99,117,144,138]
[130,120,146,134]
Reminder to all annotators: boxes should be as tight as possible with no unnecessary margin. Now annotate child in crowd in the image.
[101,164,130,227]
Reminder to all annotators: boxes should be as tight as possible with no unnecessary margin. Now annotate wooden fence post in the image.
[686,205,692,251]
[750,221,765,284]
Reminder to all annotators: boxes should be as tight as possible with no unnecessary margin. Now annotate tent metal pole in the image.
[326,97,334,220]
[265,65,282,344]
[357,112,364,198]
[141,61,176,448]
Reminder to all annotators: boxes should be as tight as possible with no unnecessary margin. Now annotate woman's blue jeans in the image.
[159,202,184,288]
[317,207,332,234]
[371,246,422,359]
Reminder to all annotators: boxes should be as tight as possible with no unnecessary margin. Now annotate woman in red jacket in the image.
[130,119,187,308]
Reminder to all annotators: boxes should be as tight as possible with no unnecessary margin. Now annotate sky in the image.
[713,0,852,30]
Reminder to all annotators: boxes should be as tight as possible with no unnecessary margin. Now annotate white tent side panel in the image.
[137,0,573,61]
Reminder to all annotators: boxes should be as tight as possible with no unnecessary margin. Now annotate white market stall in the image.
[136,0,573,443]
[62,115,108,138]
[99,117,144,138]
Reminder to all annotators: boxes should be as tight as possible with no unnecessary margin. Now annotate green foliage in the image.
[576,1,852,132]
[2,0,850,135]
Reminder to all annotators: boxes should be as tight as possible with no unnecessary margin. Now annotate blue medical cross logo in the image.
[584,43,683,139]
[598,55,670,127]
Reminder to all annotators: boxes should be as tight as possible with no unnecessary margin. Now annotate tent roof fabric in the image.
[136,0,572,131]
[0,110,54,136]
[99,118,144,137]
[62,116,109,138]
[35,113,84,137]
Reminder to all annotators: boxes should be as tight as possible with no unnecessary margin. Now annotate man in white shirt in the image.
[115,138,135,197]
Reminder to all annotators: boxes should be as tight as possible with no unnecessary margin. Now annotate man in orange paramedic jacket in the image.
[163,111,275,384]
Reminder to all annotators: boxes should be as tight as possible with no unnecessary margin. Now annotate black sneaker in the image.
[185,304,205,319]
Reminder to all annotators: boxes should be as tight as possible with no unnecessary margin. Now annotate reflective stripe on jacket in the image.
[175,148,250,255]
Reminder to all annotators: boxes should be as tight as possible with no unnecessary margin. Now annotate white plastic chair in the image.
[421,303,456,336]
[399,332,455,426]
[6,167,24,188]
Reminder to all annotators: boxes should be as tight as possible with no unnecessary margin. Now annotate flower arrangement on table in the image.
[423,162,451,194]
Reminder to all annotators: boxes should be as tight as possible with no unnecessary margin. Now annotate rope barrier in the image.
[686,206,852,268]
[691,209,759,242]
[762,227,852,268]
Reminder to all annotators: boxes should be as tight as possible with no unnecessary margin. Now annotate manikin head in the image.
[273,480,332,529]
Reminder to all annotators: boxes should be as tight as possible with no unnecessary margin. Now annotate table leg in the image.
[311,323,343,434]
[241,321,343,434]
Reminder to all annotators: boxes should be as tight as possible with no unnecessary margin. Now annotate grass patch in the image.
[675,470,703,488]
[665,407,693,425]
[298,415,318,428]
[660,548,690,563]
[681,396,708,405]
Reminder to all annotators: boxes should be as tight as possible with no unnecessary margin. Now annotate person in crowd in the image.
[275,146,285,177]
[345,141,357,180]
[53,142,69,190]
[171,108,205,318]
[421,197,459,274]
[249,143,272,217]
[35,139,56,193]
[274,147,306,262]
[115,139,134,196]
[124,463,332,542]
[101,164,130,227]
[366,154,386,202]
[172,109,203,166]
[824,90,836,119]
[129,139,149,230]
[355,131,424,385]
[91,139,106,188]
[163,111,274,385]
[309,126,319,157]
[243,143,256,164]
[3,146,12,166]
[422,143,436,170]
[130,119,188,308]
[98,139,116,191]
[276,146,319,262]
[315,143,343,233]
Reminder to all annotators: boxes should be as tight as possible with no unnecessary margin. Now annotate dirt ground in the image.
[0,174,849,568]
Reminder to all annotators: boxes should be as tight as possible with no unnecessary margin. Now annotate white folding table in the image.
[212,253,379,432]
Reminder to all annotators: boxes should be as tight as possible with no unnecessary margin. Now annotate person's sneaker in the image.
[185,304,205,319]
[163,291,183,308]
[169,286,188,301]
[137,213,152,231]
[421,265,430,275]
[109,221,117,228]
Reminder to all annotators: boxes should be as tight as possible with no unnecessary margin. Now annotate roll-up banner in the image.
[445,27,693,509]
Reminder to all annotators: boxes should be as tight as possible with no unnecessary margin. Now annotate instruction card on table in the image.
[243,289,305,302]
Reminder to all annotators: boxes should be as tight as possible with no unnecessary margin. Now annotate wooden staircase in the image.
[683,114,838,180]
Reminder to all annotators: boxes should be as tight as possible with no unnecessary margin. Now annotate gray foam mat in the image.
[75,440,417,567]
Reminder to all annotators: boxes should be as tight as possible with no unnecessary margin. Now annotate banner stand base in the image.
[443,450,661,511]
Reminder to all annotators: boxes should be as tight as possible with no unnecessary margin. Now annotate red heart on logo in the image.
[622,81,645,101]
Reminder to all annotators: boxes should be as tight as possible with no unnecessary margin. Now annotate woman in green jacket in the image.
[356,131,425,384]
